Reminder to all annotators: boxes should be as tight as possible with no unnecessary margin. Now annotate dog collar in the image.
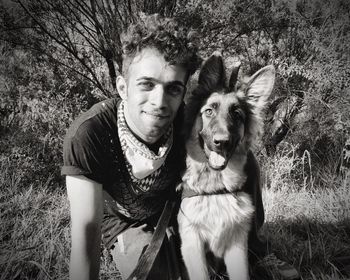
[180,183,231,200]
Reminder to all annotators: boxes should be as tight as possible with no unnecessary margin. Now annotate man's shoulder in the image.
[66,97,121,140]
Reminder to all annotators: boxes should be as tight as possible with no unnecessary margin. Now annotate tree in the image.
[2,0,178,97]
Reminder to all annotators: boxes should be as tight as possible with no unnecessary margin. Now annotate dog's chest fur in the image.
[178,154,254,257]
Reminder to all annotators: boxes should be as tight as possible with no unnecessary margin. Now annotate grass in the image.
[259,147,350,280]
[261,185,350,280]
[0,163,70,280]
[0,148,349,279]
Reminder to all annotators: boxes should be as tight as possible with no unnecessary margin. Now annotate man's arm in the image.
[66,175,103,280]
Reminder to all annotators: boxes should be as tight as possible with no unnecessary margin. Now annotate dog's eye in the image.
[204,108,213,116]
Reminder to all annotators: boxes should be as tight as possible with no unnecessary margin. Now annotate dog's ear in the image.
[228,62,241,91]
[198,51,225,90]
[245,65,275,111]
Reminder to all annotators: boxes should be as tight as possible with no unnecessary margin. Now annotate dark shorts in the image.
[109,224,184,280]
[102,207,185,280]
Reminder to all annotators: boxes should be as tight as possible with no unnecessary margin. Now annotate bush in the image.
[0,44,100,190]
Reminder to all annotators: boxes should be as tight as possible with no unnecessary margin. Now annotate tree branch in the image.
[17,0,108,96]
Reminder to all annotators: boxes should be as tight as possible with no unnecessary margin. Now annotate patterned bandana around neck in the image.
[117,100,173,180]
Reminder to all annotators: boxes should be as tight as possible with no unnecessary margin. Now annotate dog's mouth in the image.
[199,133,241,170]
[203,144,229,170]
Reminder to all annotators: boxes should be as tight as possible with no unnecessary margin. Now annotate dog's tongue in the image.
[209,151,226,169]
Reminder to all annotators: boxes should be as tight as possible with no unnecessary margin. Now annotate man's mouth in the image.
[144,111,169,119]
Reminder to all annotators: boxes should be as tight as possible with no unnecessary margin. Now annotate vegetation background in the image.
[0,0,349,279]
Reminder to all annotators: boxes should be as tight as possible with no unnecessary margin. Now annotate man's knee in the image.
[110,224,154,279]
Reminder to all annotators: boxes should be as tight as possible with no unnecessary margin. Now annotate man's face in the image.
[118,47,187,144]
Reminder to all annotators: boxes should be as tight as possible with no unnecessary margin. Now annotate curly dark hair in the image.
[121,13,202,79]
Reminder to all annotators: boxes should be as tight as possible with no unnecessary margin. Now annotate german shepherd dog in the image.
[177,52,275,280]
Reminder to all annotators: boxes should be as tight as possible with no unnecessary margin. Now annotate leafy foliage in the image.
[0,39,97,189]
[175,0,350,177]
[0,0,349,278]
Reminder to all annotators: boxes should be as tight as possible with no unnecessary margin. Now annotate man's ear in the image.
[116,76,128,100]
[198,51,225,91]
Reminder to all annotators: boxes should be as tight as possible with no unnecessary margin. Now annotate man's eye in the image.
[166,84,185,96]
[139,81,155,90]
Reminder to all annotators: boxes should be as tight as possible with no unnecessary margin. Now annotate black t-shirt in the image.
[62,98,186,247]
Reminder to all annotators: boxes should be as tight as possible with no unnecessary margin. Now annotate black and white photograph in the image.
[1,0,349,279]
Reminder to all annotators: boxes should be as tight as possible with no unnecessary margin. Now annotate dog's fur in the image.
[177,52,275,280]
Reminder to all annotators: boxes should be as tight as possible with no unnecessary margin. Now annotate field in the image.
[1,148,349,280]
[260,150,350,280]
[1,0,349,279]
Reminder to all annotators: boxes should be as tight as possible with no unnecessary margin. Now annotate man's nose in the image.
[150,85,167,108]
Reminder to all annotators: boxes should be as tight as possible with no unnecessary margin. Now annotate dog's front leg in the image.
[181,230,209,280]
[224,234,249,280]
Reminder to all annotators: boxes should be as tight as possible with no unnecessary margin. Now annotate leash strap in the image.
[126,199,176,280]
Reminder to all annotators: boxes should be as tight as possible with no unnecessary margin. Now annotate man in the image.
[62,14,201,280]
[62,14,299,280]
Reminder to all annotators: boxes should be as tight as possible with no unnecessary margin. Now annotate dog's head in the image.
[185,52,275,170]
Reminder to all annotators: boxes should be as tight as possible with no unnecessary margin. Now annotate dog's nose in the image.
[213,134,230,148]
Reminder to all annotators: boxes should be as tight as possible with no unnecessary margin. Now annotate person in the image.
[61,13,299,280]
[62,14,201,280]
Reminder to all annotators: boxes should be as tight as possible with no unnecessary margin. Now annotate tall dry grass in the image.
[0,161,70,280]
[0,160,119,280]
[1,145,349,279]
[260,145,350,280]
